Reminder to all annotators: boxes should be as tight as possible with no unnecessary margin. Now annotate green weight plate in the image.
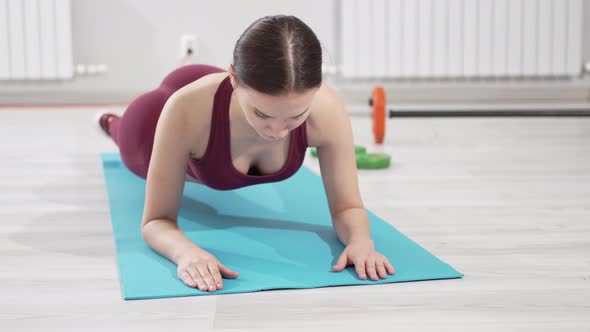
[356,153,391,169]
[310,145,367,158]
[310,147,318,157]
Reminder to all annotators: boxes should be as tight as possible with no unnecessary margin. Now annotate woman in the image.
[98,15,395,292]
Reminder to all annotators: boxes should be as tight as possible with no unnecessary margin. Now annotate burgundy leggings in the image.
[108,64,224,178]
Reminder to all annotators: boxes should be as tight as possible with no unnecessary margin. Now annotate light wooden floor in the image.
[1,108,589,331]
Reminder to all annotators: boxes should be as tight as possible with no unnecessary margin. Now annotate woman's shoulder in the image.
[306,81,348,147]
[163,71,229,158]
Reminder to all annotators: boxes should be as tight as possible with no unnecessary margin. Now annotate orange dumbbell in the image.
[369,86,386,144]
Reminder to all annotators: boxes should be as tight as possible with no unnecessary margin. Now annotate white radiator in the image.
[340,0,584,79]
[0,0,73,80]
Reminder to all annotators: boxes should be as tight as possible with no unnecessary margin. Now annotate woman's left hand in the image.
[332,239,396,280]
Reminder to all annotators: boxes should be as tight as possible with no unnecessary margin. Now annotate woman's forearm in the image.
[141,219,198,264]
[331,207,372,246]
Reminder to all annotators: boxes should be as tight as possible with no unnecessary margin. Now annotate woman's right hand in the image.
[177,246,239,292]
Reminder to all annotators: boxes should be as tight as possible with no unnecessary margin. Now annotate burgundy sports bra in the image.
[186,76,309,190]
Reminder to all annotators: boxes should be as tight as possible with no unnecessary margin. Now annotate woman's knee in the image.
[117,88,170,170]
[121,157,149,179]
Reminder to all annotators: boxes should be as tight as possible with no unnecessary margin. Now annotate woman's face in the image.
[233,84,318,142]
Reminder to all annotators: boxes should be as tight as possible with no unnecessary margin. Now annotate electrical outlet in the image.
[180,34,198,59]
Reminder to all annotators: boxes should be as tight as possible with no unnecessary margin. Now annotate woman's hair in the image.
[232,15,323,95]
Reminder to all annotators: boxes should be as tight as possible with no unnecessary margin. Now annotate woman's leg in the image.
[105,64,224,178]
[108,88,170,178]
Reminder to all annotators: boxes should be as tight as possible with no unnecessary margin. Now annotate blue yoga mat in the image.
[101,153,463,300]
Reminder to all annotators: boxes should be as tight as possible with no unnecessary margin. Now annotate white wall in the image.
[585,0,590,66]
[1,0,589,106]
[0,0,336,104]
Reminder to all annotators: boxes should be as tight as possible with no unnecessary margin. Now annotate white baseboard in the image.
[346,102,590,116]
[2,80,590,113]
[0,90,140,105]
[330,78,590,105]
